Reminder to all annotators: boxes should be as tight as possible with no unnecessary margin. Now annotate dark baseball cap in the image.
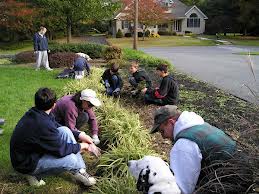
[150,105,181,134]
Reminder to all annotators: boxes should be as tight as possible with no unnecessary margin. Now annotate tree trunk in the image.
[133,0,138,50]
[66,16,72,43]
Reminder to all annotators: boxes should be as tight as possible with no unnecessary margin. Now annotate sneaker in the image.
[46,68,53,71]
[71,169,96,186]
[25,175,46,187]
[0,128,3,135]
[92,135,100,145]
[0,118,4,125]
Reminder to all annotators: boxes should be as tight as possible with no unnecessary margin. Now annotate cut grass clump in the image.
[62,68,156,192]
[90,176,137,194]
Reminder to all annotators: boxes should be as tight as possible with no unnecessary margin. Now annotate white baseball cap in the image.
[80,89,101,107]
[76,52,92,61]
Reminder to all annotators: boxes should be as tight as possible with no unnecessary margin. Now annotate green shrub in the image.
[14,51,35,63]
[124,32,132,37]
[49,43,106,59]
[138,32,143,37]
[122,48,173,70]
[158,31,176,36]
[49,52,77,68]
[144,30,151,37]
[107,59,127,68]
[103,46,122,61]
[116,29,123,38]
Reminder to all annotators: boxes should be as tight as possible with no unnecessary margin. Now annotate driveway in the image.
[142,46,259,104]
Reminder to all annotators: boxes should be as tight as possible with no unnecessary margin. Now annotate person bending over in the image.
[52,89,101,145]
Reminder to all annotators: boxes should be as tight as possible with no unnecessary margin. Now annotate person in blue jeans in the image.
[10,88,101,187]
[101,63,123,97]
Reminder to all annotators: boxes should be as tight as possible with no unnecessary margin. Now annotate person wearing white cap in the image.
[52,89,101,145]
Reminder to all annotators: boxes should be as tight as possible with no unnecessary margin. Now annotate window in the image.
[173,20,181,32]
[165,0,174,7]
[122,21,129,29]
[158,23,168,29]
[187,13,200,28]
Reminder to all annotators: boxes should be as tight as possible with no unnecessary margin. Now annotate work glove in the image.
[113,88,120,93]
[105,81,110,88]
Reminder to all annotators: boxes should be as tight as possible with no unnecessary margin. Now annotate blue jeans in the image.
[31,126,85,176]
[106,75,120,96]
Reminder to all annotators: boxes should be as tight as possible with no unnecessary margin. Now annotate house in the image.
[109,0,208,37]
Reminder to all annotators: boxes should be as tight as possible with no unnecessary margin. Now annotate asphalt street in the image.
[142,45,259,104]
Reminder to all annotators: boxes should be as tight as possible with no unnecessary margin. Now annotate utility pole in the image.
[133,0,138,50]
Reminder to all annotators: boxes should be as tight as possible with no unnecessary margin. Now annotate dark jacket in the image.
[154,75,179,105]
[101,69,123,89]
[10,107,80,174]
[132,70,152,88]
[73,57,90,73]
[175,123,236,161]
[33,32,48,51]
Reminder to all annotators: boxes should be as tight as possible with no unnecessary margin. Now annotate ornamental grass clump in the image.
[90,176,136,194]
[62,67,156,193]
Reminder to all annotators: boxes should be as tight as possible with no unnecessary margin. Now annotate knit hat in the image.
[150,105,181,134]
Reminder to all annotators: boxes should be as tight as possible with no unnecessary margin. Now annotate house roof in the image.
[168,0,192,18]
[114,0,208,20]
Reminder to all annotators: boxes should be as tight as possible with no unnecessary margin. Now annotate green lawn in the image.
[0,61,75,193]
[235,51,259,55]
[108,36,216,48]
[199,34,259,46]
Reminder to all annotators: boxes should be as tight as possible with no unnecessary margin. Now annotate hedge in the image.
[14,51,35,63]
[122,48,173,70]
[49,43,106,59]
[49,52,77,68]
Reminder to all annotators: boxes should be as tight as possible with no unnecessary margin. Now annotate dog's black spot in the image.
[154,192,162,194]
[146,165,149,169]
[153,172,157,176]
[137,168,153,193]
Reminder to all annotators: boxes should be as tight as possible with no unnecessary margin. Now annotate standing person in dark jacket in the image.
[144,64,179,105]
[101,63,123,97]
[128,60,152,96]
[10,88,100,187]
[33,26,52,71]
[52,89,101,145]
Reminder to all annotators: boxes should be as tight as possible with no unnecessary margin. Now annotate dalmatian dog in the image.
[128,156,181,194]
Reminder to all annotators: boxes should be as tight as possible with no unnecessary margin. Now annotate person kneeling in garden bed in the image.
[150,105,237,194]
[128,60,152,97]
[73,53,91,80]
[52,89,101,145]
[143,64,179,105]
[10,88,100,187]
[101,62,123,98]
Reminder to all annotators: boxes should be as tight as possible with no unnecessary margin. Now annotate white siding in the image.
[182,8,206,34]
